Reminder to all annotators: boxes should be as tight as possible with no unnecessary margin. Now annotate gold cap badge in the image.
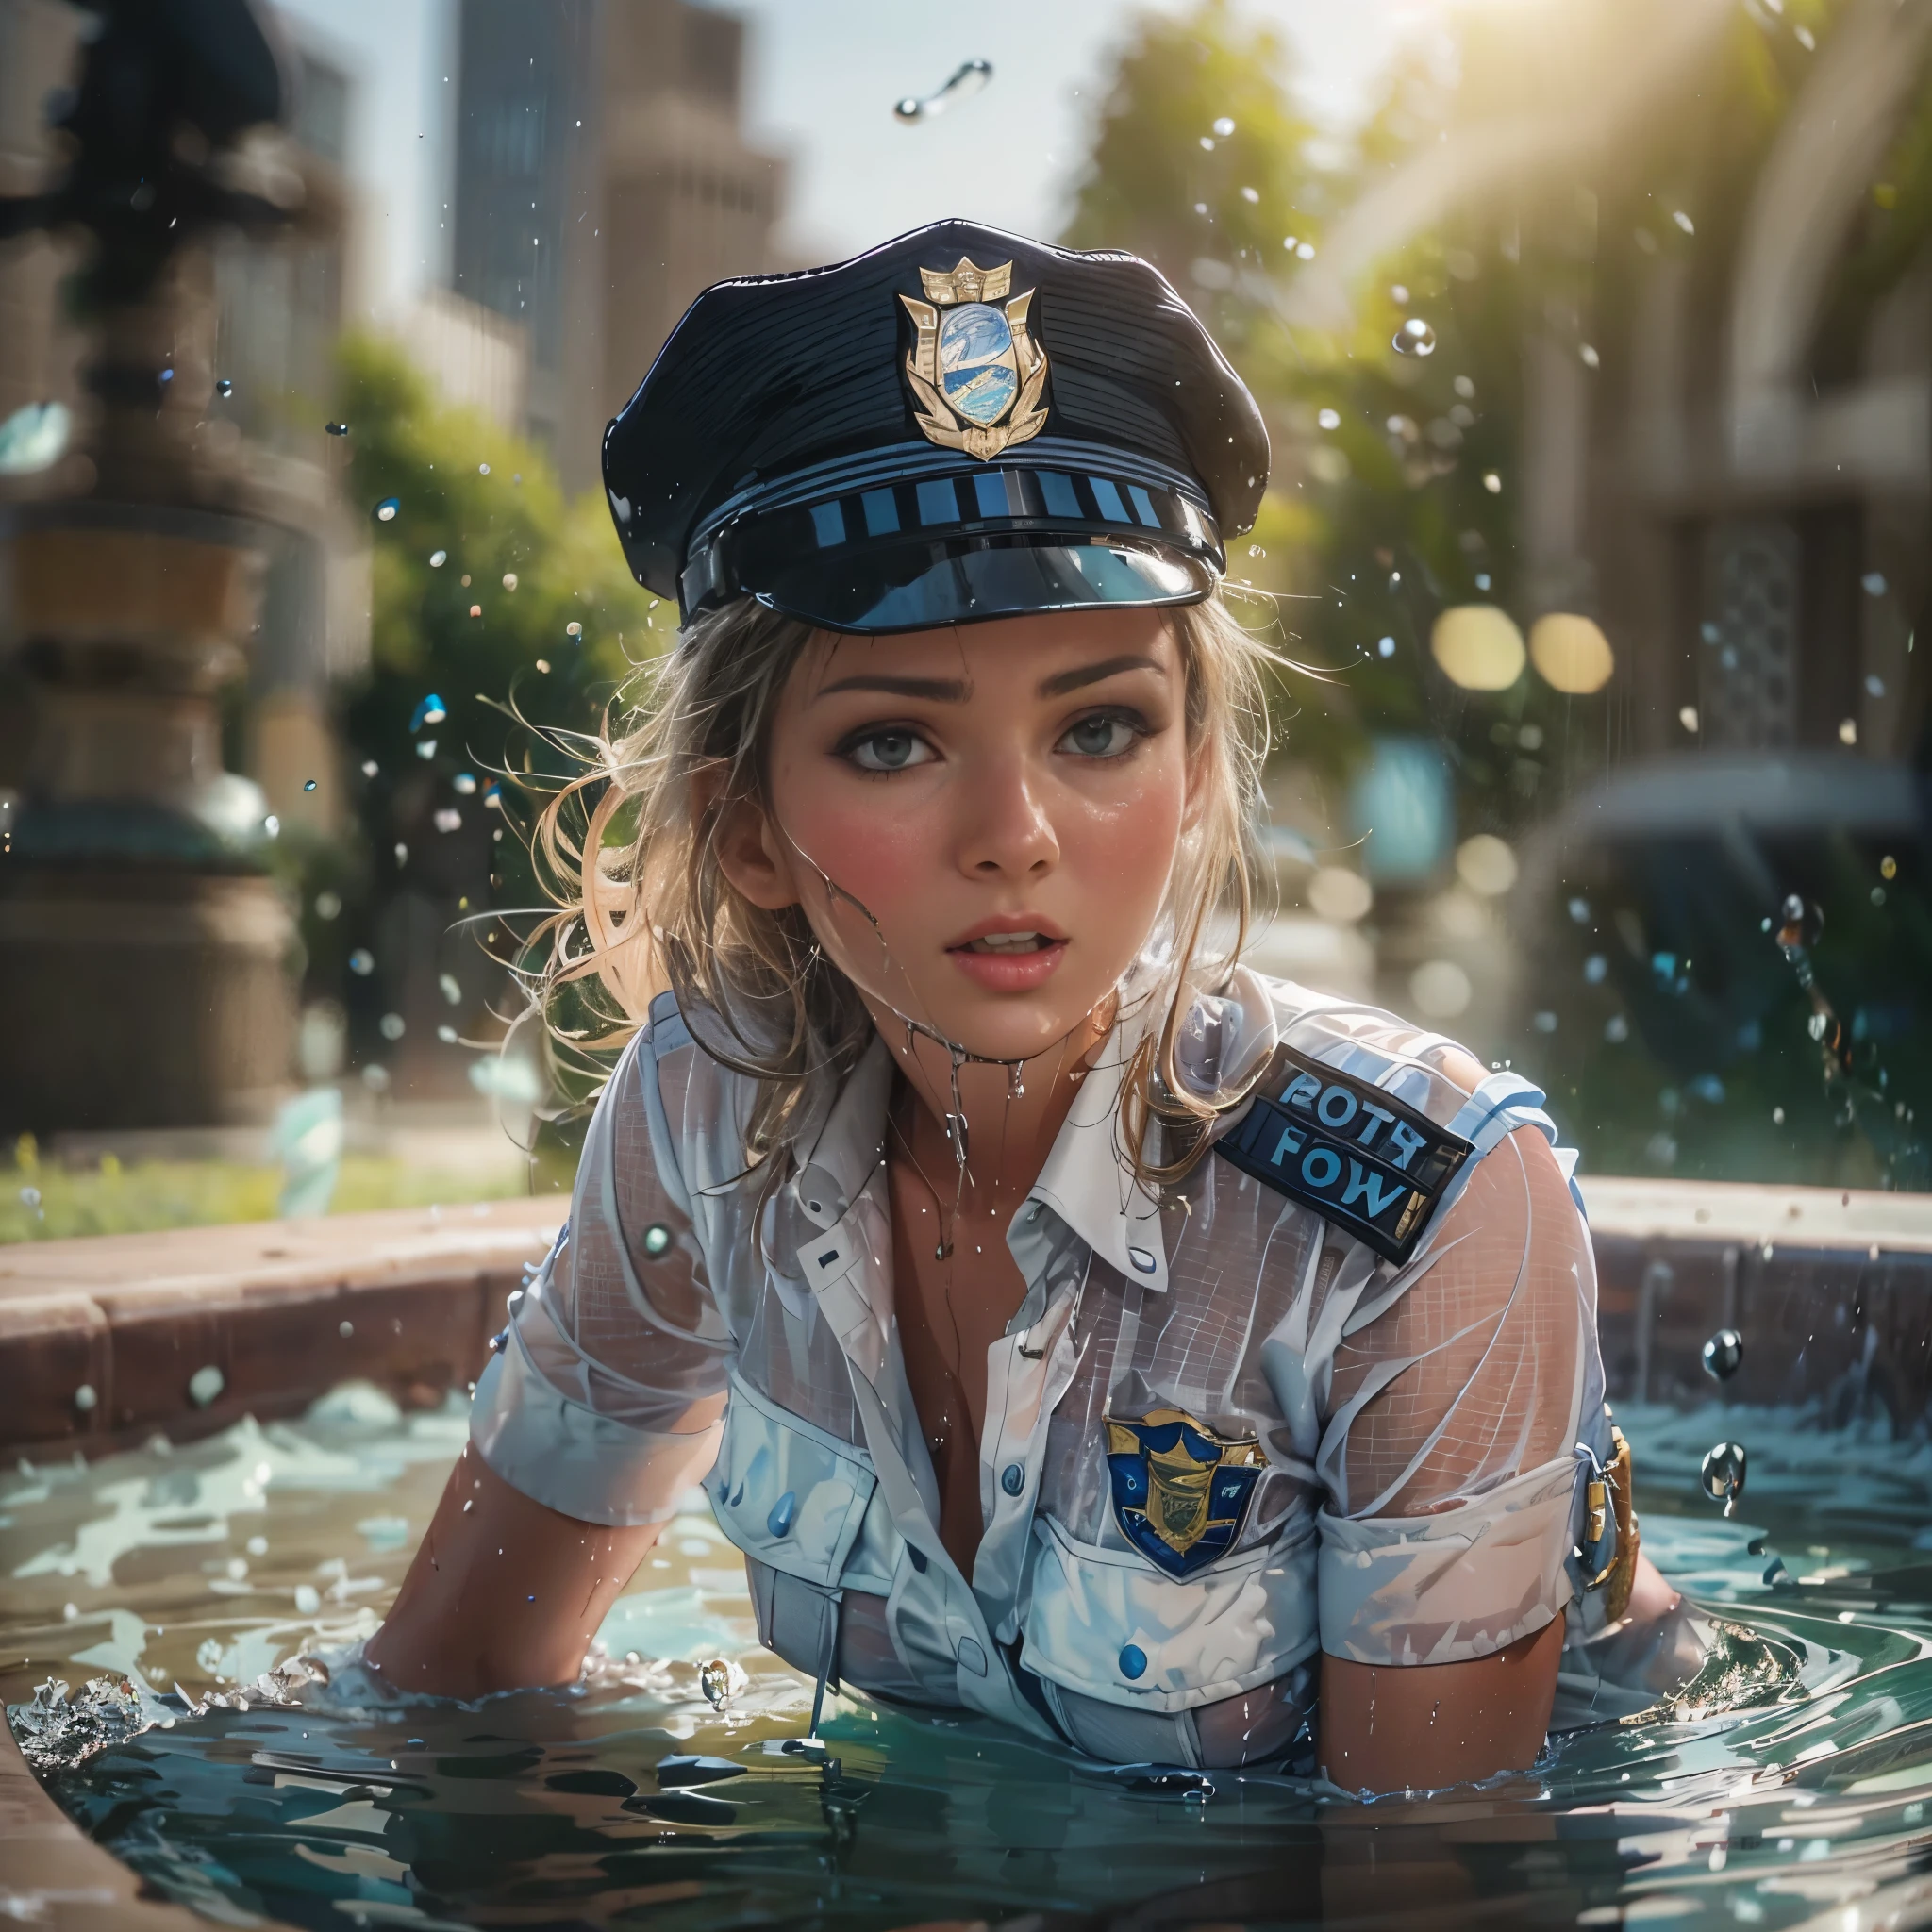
[900,257,1049,461]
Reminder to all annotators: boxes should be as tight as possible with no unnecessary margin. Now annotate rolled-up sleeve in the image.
[470,1028,732,1525]
[1314,1117,1592,1666]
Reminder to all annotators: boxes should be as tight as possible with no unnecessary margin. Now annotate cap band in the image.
[679,451,1223,633]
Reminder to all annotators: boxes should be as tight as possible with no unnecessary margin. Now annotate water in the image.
[8,1391,1932,1929]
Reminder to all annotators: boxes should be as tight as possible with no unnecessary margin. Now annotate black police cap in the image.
[602,220,1269,636]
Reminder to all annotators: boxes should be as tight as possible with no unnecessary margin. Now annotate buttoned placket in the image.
[786,1037,1059,1740]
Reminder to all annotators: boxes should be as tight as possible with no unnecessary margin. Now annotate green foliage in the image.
[315,338,670,1066]
[1067,0,1932,1185]
[0,1144,521,1244]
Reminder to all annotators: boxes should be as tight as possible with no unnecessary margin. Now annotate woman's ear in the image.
[696,767,799,911]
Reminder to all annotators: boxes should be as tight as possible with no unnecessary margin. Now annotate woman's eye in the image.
[1058,712,1141,758]
[845,728,934,773]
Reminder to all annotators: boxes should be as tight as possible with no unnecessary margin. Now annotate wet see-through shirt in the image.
[471,968,1607,1769]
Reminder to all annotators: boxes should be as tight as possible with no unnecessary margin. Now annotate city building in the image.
[451,0,787,493]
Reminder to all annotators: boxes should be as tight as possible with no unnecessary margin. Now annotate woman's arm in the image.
[364,1442,660,1698]
[1319,1617,1563,1792]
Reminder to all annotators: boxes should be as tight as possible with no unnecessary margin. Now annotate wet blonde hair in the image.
[529,590,1279,1181]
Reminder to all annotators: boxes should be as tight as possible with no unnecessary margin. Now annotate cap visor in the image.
[752,536,1214,636]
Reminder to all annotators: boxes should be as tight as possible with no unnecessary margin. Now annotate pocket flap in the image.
[707,1373,879,1590]
[1021,1514,1318,1713]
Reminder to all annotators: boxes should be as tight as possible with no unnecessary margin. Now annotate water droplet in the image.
[534,658,550,674]
[437,1024,458,1043]
[158,368,173,384]
[469,605,481,618]
[348,948,375,976]
[74,1383,95,1412]
[893,57,992,122]
[643,1223,672,1257]
[379,1012,406,1041]
[501,572,517,591]
[1317,408,1341,430]
[439,973,461,1005]
[188,1364,225,1408]
[478,461,491,475]
[410,693,447,732]
[1212,116,1236,137]
[361,759,379,777]
[19,1185,41,1208]
[215,378,233,398]
[294,1584,321,1614]
[1700,1441,1746,1515]
[375,497,399,522]
[1579,343,1600,369]
[429,549,447,567]
[325,422,349,436]
[698,1657,744,1708]
[1483,470,1503,493]
[452,772,476,795]
[766,1491,797,1538]
[303,778,317,791]
[1673,209,1695,235]
[1392,317,1436,357]
[434,808,461,833]
[566,621,582,638]
[262,814,280,839]
[1702,1328,1743,1380]
[1882,855,1897,880]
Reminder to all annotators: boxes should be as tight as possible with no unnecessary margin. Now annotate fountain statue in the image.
[0,0,307,1129]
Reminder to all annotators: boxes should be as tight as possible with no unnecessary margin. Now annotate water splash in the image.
[1773,891,1926,1185]
[893,58,991,122]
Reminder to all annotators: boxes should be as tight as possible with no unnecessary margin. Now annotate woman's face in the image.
[724,605,1194,1065]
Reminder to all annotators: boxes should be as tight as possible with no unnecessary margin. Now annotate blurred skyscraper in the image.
[451,0,787,493]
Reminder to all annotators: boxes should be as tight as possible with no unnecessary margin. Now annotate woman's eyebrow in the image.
[1037,653,1164,697]
[814,673,972,701]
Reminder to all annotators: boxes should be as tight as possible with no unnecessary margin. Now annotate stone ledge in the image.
[0,1198,559,1456]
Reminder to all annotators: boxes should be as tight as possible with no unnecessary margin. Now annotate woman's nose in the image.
[958,756,1059,879]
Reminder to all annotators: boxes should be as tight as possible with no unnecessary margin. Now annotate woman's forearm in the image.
[364,1443,660,1699]
[1318,1615,1565,1794]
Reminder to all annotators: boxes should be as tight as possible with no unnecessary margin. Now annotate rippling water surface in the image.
[7,1388,1932,1930]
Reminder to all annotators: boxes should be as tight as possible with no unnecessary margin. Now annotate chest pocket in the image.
[1021,1512,1320,1714]
[706,1371,893,1591]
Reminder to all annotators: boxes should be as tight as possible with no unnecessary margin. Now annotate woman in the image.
[368,221,1688,1789]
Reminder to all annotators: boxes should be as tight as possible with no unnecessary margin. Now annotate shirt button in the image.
[1001,1462,1024,1497]
[1119,1643,1147,1680]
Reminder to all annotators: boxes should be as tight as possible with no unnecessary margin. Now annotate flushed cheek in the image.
[783,786,938,924]
[1058,779,1187,902]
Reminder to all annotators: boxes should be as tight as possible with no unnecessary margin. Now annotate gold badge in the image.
[899,257,1049,461]
[1106,1406,1265,1578]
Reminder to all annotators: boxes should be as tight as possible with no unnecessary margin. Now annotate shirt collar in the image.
[795,968,1285,1301]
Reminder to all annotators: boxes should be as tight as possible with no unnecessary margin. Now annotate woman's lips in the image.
[946,932,1069,992]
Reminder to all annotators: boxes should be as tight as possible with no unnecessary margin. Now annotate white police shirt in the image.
[471,968,1610,1769]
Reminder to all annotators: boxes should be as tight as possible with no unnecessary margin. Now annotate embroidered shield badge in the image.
[1106,1406,1265,1579]
[899,256,1050,460]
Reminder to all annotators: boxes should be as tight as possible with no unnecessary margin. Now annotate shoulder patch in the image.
[1215,1044,1473,1265]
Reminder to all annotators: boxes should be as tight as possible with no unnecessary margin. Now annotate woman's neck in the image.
[872,997,1117,1211]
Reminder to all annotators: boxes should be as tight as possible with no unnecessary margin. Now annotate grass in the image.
[0,1140,533,1244]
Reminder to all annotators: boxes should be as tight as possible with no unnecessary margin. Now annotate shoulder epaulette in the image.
[1215,1044,1473,1265]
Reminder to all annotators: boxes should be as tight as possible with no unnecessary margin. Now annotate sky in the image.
[272,0,1441,326]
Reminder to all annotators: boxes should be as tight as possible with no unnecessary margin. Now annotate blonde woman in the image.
[369,222,1690,1788]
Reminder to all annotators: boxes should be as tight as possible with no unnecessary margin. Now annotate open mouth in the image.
[957,931,1055,956]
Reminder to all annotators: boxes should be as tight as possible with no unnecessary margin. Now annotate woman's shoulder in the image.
[609,989,764,1159]
[1177,967,1488,1126]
